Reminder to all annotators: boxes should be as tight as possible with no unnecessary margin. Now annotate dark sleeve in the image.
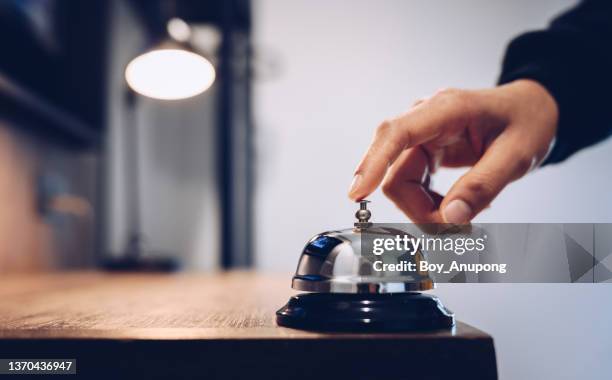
[498,0,612,164]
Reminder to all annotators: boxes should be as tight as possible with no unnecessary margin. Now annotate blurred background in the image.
[0,0,610,379]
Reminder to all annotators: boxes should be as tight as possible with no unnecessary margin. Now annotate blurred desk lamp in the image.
[125,18,215,100]
[105,18,215,271]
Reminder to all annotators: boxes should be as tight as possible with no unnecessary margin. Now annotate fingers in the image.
[440,132,534,224]
[348,121,406,201]
[348,89,473,201]
[382,146,445,223]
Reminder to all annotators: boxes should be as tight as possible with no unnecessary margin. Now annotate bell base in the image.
[276,292,455,332]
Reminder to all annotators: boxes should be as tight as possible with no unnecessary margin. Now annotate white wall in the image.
[253,1,612,379]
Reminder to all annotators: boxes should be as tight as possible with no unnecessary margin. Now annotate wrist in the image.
[504,79,559,164]
[508,79,559,126]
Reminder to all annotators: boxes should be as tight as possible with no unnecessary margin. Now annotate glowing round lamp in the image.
[125,47,215,100]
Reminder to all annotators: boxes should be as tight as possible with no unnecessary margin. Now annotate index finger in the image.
[348,95,461,201]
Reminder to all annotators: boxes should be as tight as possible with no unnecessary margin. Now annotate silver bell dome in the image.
[291,200,434,294]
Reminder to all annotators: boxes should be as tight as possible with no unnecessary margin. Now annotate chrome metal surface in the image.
[291,201,434,294]
[354,199,372,229]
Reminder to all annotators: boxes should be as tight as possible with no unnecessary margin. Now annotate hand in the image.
[348,79,558,224]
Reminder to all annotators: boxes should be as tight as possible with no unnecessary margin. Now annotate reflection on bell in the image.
[276,200,455,331]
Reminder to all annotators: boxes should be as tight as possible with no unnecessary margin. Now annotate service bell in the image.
[276,200,455,331]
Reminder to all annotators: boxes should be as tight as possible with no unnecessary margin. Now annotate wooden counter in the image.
[0,272,497,379]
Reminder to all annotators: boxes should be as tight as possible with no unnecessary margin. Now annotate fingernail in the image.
[348,174,362,199]
[443,199,472,224]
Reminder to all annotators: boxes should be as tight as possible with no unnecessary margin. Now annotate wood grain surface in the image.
[0,272,498,379]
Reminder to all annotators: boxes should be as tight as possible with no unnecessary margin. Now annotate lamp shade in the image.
[125,46,215,100]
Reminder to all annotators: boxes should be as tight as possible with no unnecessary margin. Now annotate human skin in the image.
[348,79,559,224]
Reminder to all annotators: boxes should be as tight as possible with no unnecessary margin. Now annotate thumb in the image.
[440,135,534,224]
